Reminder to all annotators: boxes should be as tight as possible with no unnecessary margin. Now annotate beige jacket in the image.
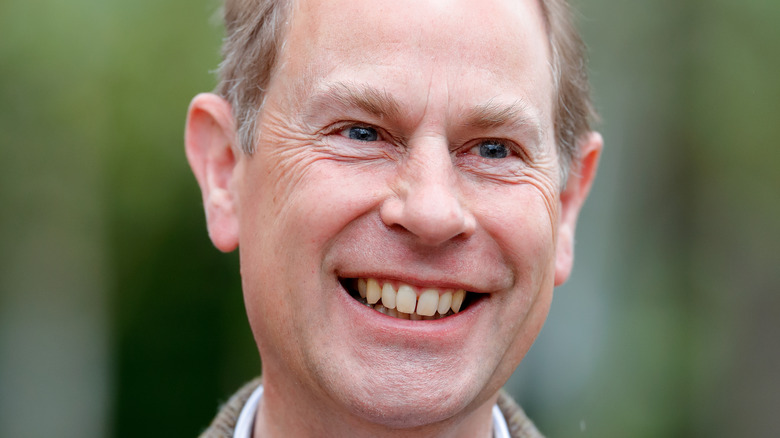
[199,378,544,438]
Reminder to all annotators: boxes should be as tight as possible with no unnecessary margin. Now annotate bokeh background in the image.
[1,0,778,436]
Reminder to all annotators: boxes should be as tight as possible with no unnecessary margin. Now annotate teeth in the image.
[381,282,397,309]
[451,289,466,313]
[416,289,439,316]
[366,278,381,304]
[396,285,416,314]
[353,278,473,321]
[437,290,453,315]
[357,278,367,298]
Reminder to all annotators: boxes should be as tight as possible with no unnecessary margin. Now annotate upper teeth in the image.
[357,278,467,320]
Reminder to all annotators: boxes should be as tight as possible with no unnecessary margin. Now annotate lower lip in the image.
[336,282,486,342]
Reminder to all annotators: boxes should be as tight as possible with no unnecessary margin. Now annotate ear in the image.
[185,93,241,252]
[554,132,603,286]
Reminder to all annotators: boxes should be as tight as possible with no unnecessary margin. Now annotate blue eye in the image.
[347,126,379,142]
[474,141,509,159]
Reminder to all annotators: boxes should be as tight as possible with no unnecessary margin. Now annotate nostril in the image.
[403,204,472,244]
[380,188,474,245]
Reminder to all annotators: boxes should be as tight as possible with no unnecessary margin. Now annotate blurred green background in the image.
[1,0,778,436]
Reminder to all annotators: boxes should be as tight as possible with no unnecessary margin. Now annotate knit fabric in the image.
[198,377,544,438]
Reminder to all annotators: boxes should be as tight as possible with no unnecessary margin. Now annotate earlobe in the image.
[185,93,241,252]
[554,132,603,286]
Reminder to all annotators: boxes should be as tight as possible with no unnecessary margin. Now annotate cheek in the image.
[238,154,393,352]
[243,146,390,257]
[470,183,559,286]
[475,188,558,368]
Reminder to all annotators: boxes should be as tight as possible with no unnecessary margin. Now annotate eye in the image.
[342,125,379,142]
[470,140,510,159]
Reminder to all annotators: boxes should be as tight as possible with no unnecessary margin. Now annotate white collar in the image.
[233,384,510,438]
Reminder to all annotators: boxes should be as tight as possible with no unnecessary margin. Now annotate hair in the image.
[216,0,595,181]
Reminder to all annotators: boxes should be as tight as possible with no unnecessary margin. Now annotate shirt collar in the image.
[233,384,510,438]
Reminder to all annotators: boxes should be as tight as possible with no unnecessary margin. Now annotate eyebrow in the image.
[461,98,544,149]
[303,83,544,148]
[304,81,402,122]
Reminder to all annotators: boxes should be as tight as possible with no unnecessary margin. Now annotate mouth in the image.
[339,277,482,321]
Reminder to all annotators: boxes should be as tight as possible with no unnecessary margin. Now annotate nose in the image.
[380,144,476,246]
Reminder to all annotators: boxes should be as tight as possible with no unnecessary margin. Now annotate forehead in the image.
[275,0,553,127]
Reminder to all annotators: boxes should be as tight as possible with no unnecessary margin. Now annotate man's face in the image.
[233,0,567,427]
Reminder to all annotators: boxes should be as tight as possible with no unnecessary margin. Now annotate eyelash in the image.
[463,138,527,161]
[327,122,526,161]
[327,122,389,142]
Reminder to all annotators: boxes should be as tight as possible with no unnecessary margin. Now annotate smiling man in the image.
[185,0,601,436]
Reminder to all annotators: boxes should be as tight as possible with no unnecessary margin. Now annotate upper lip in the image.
[335,271,495,294]
[325,220,513,293]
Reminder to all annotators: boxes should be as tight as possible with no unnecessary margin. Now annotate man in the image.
[185,0,601,436]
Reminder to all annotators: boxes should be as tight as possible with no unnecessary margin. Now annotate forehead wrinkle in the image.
[302,81,402,123]
[460,98,544,150]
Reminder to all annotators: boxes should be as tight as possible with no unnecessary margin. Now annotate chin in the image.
[341,378,481,428]
[312,344,496,429]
